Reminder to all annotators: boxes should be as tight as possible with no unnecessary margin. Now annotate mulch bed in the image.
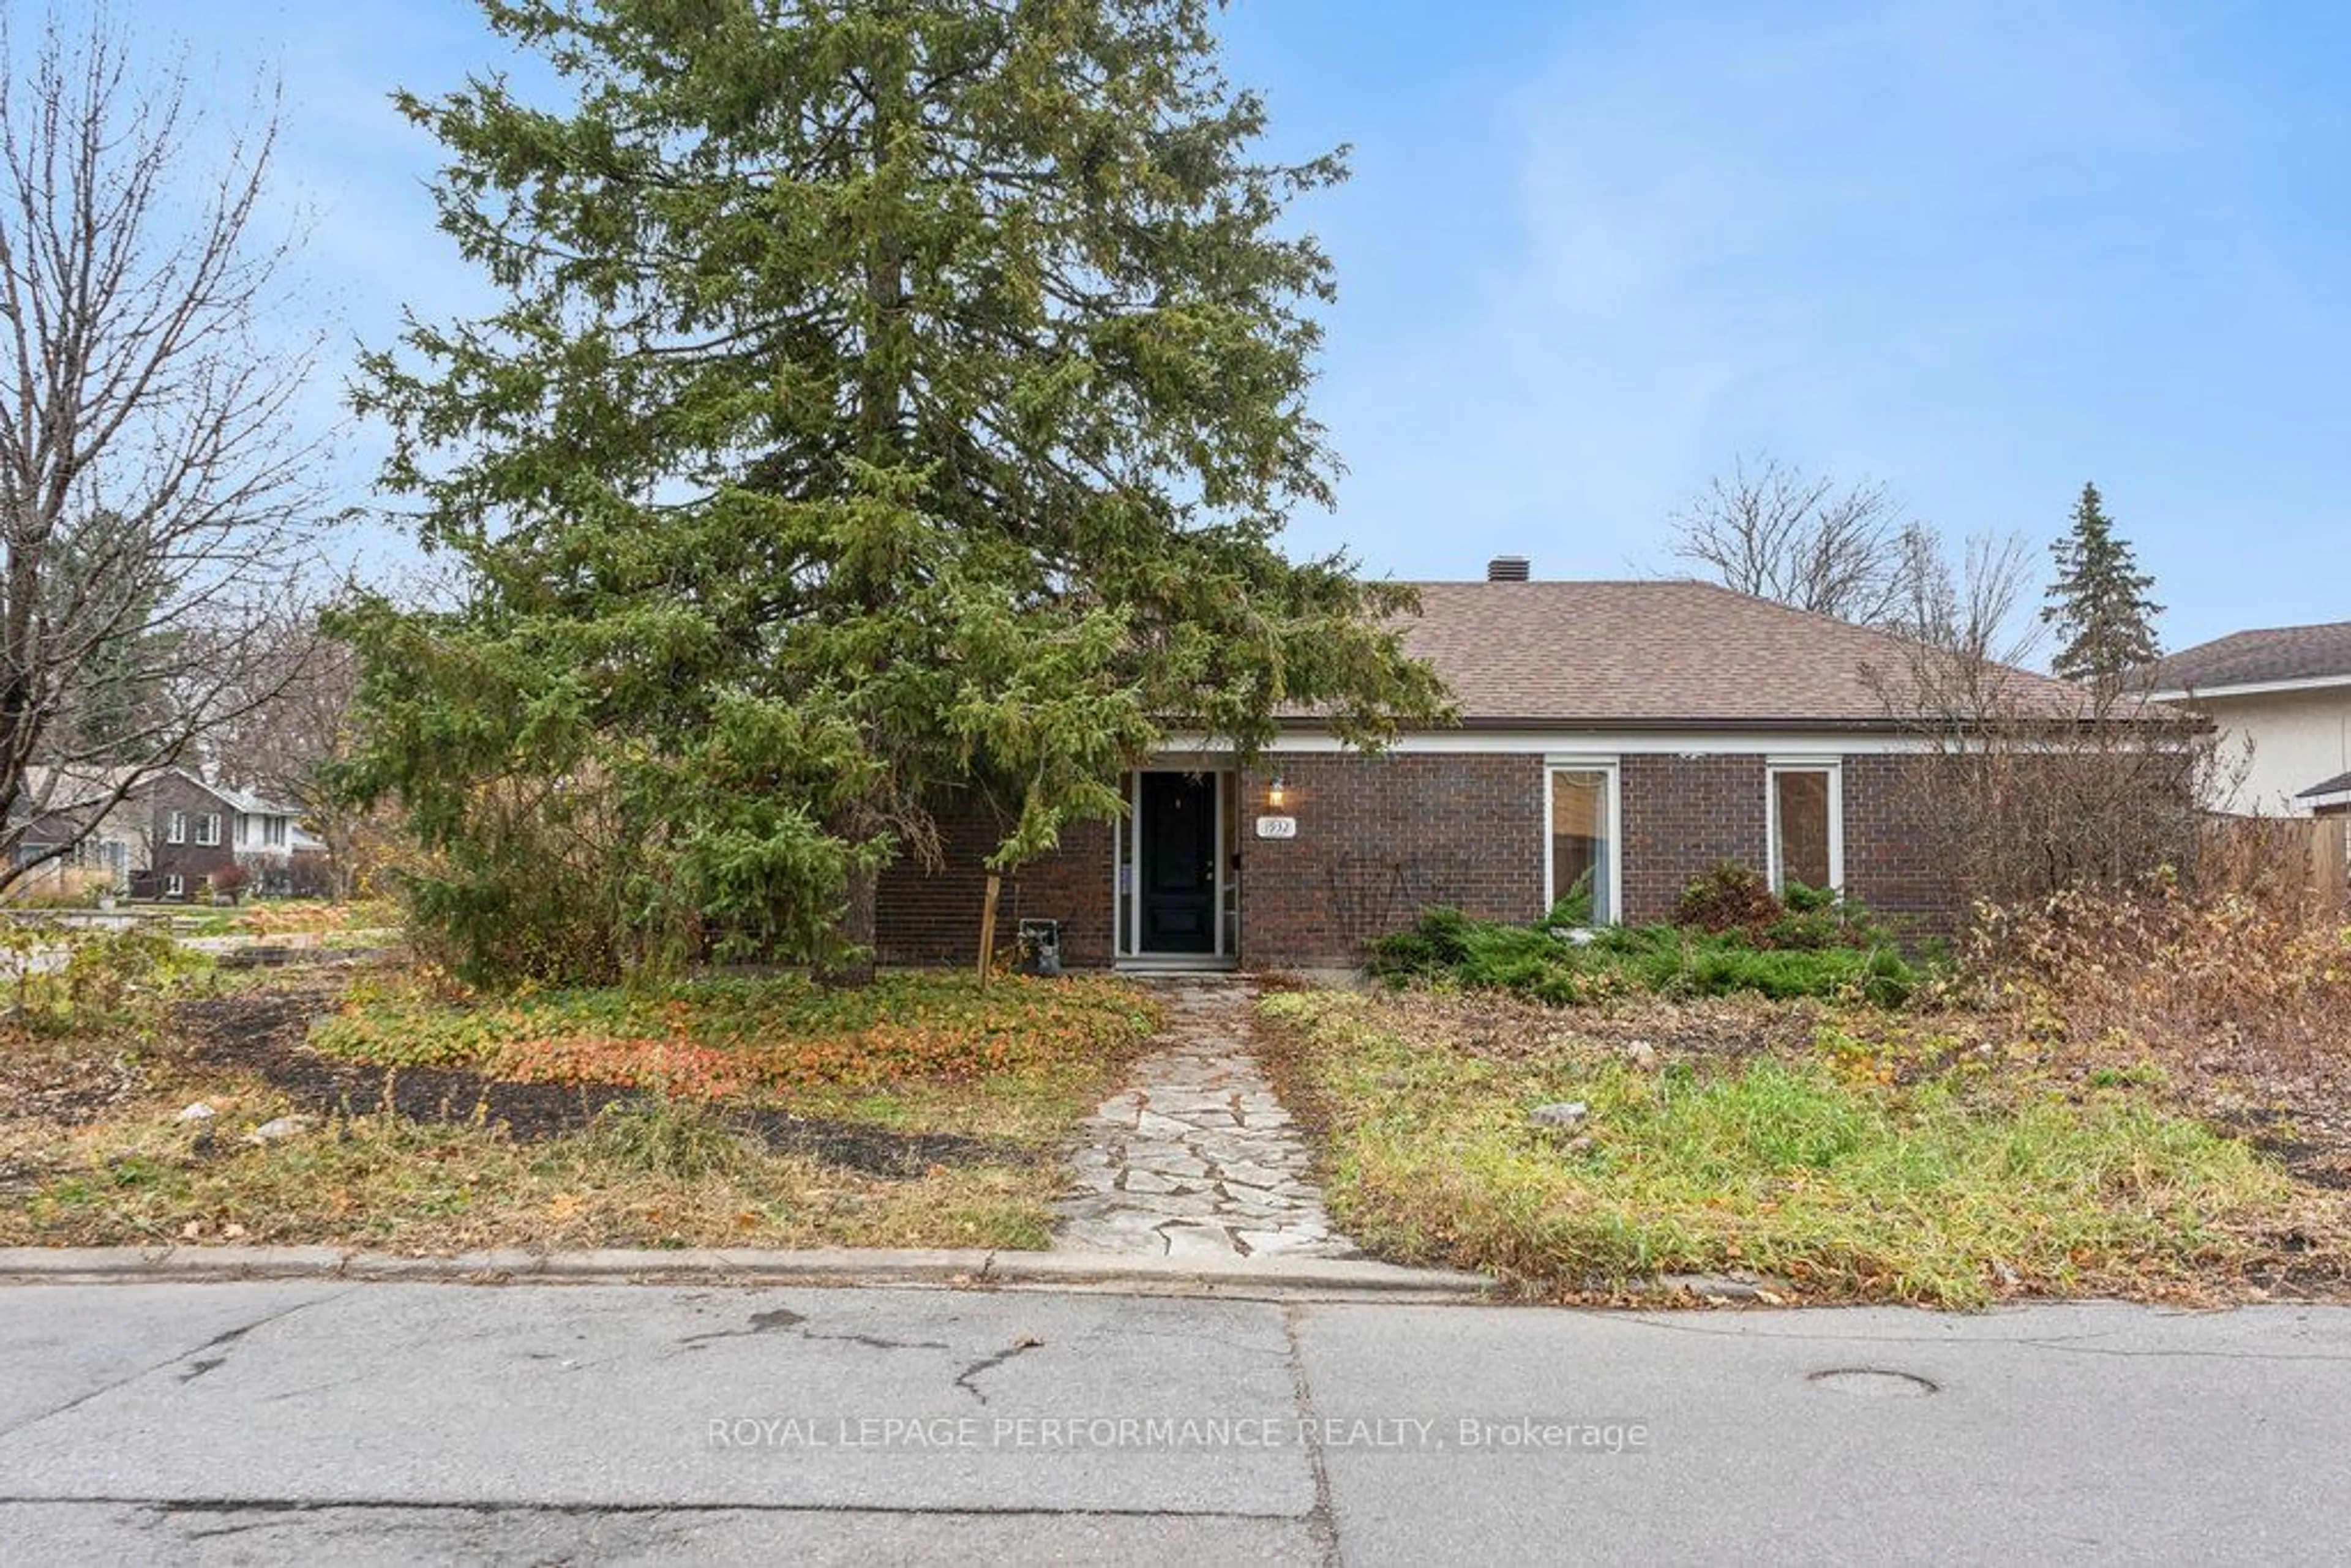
[167,986,1033,1179]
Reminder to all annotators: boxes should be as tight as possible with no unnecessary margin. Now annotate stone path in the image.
[1051,977,1356,1261]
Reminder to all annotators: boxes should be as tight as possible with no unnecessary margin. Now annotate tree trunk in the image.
[814,36,907,996]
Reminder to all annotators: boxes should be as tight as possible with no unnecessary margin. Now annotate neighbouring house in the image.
[125,771,326,901]
[876,564,2100,972]
[212,781,333,899]
[8,766,328,903]
[2303,772,2350,819]
[7,767,143,899]
[2145,620,2351,817]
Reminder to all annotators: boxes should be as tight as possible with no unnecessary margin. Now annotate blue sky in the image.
[132,0,2351,655]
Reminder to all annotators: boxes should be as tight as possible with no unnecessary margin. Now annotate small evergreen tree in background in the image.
[2042,482,2161,689]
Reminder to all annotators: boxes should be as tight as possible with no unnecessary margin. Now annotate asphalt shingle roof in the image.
[2145,621,2351,694]
[2299,770,2351,801]
[1386,580,2085,727]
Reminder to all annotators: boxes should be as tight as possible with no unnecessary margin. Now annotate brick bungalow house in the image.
[877,568,2089,972]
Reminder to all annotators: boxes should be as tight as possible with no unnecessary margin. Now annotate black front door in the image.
[1139,771,1218,954]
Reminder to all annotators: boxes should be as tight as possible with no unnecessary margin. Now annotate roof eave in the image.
[1440,715,1916,733]
[1269,712,2191,735]
[2149,672,2351,702]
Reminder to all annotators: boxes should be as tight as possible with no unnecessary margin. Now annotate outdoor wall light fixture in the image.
[1267,776,1288,809]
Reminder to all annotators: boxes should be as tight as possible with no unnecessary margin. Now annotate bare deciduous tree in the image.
[1861,536,2239,908]
[1887,530,2041,686]
[0,7,329,891]
[1668,453,1927,626]
[209,612,394,899]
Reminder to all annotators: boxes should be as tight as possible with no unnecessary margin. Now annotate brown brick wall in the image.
[874,747,1966,970]
[1840,753,1960,934]
[874,791,1114,968]
[1618,754,1769,923]
[1618,752,1959,934]
[1233,755,1547,969]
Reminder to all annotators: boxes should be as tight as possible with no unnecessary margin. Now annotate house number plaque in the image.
[1254,815,1297,839]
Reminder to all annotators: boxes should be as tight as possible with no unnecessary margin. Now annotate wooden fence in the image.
[2196,814,2350,911]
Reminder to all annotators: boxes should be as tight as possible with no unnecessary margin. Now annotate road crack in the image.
[677,1306,948,1357]
[0,1288,353,1439]
[952,1337,1043,1405]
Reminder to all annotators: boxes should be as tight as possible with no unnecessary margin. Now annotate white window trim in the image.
[194,812,221,847]
[166,810,187,845]
[164,872,184,898]
[1765,758,1844,895]
[1542,757,1622,925]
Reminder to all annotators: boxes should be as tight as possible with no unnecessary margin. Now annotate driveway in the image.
[0,1282,2345,1562]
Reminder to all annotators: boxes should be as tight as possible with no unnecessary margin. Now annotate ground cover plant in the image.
[1368,865,1930,1008]
[2,961,1161,1252]
[0,919,210,1036]
[226,899,403,939]
[161,899,402,940]
[1258,986,2344,1308]
[308,970,1159,1123]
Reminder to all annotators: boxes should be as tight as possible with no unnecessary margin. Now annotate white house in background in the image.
[2147,620,2351,817]
[2303,770,2351,819]
[7,765,144,897]
[211,781,323,864]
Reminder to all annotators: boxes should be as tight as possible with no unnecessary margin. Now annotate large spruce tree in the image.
[2042,481,2161,690]
[343,0,1445,982]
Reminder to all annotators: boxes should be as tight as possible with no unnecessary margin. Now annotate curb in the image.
[0,1245,1498,1302]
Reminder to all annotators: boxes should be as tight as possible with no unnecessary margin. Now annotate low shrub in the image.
[1669,861,1900,952]
[1542,871,1596,929]
[1674,861,1781,934]
[0,920,208,1035]
[1368,902,1927,1008]
[1963,877,2351,1064]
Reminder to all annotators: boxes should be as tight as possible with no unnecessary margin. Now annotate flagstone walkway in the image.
[1051,977,1357,1261]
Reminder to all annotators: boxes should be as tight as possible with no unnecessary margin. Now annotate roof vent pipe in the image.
[1486,555,1530,582]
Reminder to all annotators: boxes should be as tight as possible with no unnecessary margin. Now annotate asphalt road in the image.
[1,1281,2345,1564]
